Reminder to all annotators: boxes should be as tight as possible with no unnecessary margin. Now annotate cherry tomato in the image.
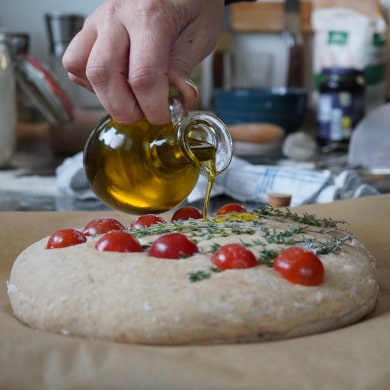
[211,243,258,270]
[95,231,143,253]
[149,233,199,259]
[216,203,247,216]
[46,228,87,249]
[83,217,125,236]
[273,247,324,286]
[171,206,203,221]
[130,214,167,229]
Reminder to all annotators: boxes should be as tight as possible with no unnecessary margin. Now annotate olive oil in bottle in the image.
[84,111,230,215]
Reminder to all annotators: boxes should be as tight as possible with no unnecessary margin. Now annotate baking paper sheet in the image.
[1,195,389,389]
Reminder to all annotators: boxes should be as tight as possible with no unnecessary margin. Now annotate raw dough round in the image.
[8,210,378,345]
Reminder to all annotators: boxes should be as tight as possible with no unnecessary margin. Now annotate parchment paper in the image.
[1,195,389,389]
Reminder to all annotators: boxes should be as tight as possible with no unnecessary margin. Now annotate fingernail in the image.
[185,78,199,98]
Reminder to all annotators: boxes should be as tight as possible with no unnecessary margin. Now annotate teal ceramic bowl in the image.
[214,87,308,134]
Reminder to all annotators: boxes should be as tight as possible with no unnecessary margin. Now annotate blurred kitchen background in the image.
[1,0,390,211]
[1,0,100,74]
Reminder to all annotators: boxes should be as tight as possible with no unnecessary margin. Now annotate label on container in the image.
[317,91,364,142]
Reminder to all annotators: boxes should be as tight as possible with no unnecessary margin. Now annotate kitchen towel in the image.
[186,157,379,206]
[56,153,379,207]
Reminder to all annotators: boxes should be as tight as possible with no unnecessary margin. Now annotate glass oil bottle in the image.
[84,96,232,215]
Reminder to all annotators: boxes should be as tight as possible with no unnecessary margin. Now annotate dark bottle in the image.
[317,68,365,146]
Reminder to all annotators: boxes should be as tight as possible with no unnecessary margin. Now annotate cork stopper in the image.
[267,193,292,208]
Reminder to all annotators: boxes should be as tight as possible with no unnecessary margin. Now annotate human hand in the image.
[62,0,225,125]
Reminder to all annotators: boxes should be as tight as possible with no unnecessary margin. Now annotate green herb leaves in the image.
[188,267,221,282]
[254,206,346,228]
[303,236,352,255]
[130,206,352,283]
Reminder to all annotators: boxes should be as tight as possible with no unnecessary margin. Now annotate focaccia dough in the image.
[7,209,378,345]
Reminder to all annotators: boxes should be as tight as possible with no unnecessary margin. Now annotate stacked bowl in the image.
[214,87,308,135]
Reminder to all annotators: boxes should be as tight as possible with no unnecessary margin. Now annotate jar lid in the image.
[14,54,73,125]
[322,67,362,75]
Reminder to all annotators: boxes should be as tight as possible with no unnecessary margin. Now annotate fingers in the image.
[169,77,200,113]
[126,15,173,124]
[64,8,144,124]
[62,0,222,125]
[86,18,144,124]
[64,2,174,124]
[62,18,97,94]
[127,21,200,122]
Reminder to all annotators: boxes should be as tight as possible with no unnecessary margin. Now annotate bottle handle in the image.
[169,90,232,176]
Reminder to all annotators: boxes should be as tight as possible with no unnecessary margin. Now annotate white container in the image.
[226,32,289,89]
[0,32,17,167]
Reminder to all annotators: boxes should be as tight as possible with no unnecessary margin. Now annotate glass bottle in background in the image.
[8,32,45,123]
[0,32,17,167]
[44,12,106,155]
[317,67,365,148]
[45,12,102,109]
[44,12,86,108]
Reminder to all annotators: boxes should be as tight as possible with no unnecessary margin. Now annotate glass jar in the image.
[84,97,233,214]
[317,67,365,146]
[0,32,17,167]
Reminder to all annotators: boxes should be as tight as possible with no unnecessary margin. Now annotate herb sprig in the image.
[129,218,258,241]
[253,206,346,229]
[129,208,351,285]
[303,235,352,255]
[257,249,279,267]
[260,225,306,245]
[188,267,222,282]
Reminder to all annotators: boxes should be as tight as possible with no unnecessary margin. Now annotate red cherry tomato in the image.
[130,214,167,229]
[95,231,143,253]
[211,243,258,270]
[149,233,199,259]
[273,247,324,286]
[171,206,203,221]
[83,217,125,236]
[46,228,87,249]
[216,203,247,216]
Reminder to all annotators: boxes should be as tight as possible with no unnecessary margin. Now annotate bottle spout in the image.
[177,111,233,176]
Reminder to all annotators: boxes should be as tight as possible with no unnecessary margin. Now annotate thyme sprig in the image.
[128,208,352,281]
[129,207,346,244]
[257,249,279,267]
[260,225,306,245]
[253,206,346,229]
[303,235,352,255]
[129,218,258,241]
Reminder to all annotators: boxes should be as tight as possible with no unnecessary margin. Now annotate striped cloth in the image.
[187,157,379,206]
[56,153,379,207]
